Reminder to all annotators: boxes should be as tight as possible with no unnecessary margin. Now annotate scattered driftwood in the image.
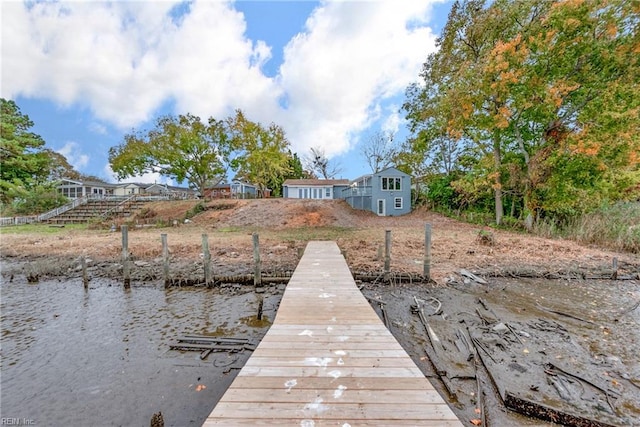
[412,297,458,399]
[355,272,428,284]
[170,335,254,359]
[503,391,617,427]
[545,363,619,414]
[168,274,290,287]
[486,267,639,281]
[460,269,488,285]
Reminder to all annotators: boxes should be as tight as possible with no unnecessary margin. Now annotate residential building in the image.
[282,179,350,200]
[57,178,116,199]
[204,180,266,199]
[342,167,412,216]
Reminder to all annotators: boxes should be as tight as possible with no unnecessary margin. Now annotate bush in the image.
[535,202,640,253]
[425,174,459,210]
[12,186,68,215]
[184,202,206,219]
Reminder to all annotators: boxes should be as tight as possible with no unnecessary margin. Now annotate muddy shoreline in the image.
[2,253,639,427]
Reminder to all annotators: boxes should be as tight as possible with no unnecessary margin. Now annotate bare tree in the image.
[303,146,342,179]
[360,131,398,173]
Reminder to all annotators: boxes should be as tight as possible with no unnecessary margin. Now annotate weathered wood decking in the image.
[203,241,462,426]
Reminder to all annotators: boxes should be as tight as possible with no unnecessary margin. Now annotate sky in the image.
[1,0,452,186]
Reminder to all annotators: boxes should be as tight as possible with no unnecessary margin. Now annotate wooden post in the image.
[253,233,261,287]
[81,257,88,289]
[161,234,170,288]
[257,296,264,320]
[424,223,432,280]
[202,234,212,287]
[122,225,130,288]
[384,230,391,282]
[612,257,618,280]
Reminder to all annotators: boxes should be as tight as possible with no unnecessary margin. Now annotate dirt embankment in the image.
[1,198,638,282]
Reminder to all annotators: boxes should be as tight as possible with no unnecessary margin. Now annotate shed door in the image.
[377,199,385,216]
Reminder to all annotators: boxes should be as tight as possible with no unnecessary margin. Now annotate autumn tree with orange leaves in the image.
[403,0,639,228]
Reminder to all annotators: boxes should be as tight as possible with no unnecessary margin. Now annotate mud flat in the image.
[362,276,640,427]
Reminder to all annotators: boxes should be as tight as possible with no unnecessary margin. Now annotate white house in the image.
[282,179,350,200]
[57,178,116,199]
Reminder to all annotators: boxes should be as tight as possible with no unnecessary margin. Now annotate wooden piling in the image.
[424,223,432,280]
[81,256,88,289]
[122,225,130,288]
[162,234,170,288]
[253,233,261,287]
[257,296,264,320]
[202,234,212,287]
[384,230,391,282]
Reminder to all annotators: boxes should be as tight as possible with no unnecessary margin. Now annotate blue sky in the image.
[2,0,451,186]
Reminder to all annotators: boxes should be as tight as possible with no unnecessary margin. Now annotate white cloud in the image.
[381,104,404,135]
[2,0,440,163]
[277,0,439,158]
[57,141,89,171]
[88,122,108,135]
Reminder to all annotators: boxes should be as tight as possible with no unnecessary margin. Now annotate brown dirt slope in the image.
[1,198,638,282]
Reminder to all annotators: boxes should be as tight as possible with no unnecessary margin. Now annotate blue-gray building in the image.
[283,168,412,216]
[342,167,412,216]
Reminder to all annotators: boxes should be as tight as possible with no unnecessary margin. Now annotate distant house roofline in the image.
[283,179,350,186]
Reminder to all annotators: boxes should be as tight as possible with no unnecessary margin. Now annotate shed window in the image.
[381,177,401,191]
[394,197,403,209]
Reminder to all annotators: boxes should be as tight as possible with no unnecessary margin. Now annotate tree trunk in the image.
[493,140,504,226]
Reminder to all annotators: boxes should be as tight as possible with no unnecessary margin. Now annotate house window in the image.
[325,188,331,197]
[394,197,403,209]
[382,177,401,191]
[298,189,303,198]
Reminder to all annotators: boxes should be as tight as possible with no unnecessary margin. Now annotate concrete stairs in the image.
[46,198,148,224]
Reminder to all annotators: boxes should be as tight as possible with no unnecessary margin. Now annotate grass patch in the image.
[0,223,88,235]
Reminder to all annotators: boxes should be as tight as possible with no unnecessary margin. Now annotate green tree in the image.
[0,98,53,205]
[404,0,640,227]
[265,150,307,197]
[109,114,233,197]
[226,110,292,197]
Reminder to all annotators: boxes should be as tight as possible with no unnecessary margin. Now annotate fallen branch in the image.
[546,363,619,414]
[615,299,640,319]
[536,303,596,325]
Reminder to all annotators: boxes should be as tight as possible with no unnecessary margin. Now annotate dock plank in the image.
[203,241,462,426]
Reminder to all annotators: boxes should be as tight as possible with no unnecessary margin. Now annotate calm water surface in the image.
[1,272,279,426]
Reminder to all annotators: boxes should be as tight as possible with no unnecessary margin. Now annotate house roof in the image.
[59,178,117,188]
[207,183,232,189]
[283,179,350,186]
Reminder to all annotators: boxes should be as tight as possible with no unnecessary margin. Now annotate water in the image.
[1,274,280,426]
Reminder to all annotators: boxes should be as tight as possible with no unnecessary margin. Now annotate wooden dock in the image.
[203,241,462,426]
